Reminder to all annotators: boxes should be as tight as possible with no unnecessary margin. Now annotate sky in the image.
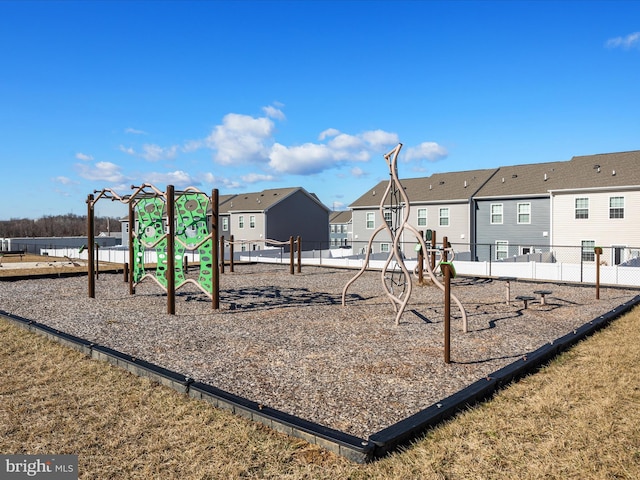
[1,0,639,220]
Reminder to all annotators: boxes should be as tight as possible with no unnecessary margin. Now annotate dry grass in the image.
[1,289,639,479]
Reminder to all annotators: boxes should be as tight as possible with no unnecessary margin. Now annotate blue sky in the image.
[1,1,639,220]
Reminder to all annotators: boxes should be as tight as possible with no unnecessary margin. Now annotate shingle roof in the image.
[474,161,567,198]
[551,150,640,191]
[329,210,352,224]
[349,168,498,208]
[217,187,329,214]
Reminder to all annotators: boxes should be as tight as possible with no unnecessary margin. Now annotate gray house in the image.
[329,210,352,248]
[349,169,498,257]
[472,161,567,261]
[218,187,330,251]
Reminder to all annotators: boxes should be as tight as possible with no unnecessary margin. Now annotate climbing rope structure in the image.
[341,143,468,328]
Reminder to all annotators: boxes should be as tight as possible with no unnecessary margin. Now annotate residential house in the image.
[329,210,352,248]
[549,151,640,265]
[472,161,567,261]
[218,187,330,251]
[349,168,498,257]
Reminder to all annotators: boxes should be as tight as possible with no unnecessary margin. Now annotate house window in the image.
[609,196,624,219]
[439,208,450,226]
[384,211,392,227]
[495,241,508,260]
[517,202,531,224]
[417,208,427,227]
[342,224,348,234]
[249,215,256,228]
[581,240,595,262]
[238,215,244,228]
[521,246,532,255]
[380,243,390,253]
[330,225,336,233]
[575,198,589,219]
[366,212,375,229]
[222,217,229,231]
[490,204,503,224]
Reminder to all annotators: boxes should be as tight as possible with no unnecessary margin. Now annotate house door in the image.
[613,246,625,265]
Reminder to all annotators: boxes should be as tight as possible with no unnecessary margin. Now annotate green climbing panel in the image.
[175,192,213,292]
[133,197,166,285]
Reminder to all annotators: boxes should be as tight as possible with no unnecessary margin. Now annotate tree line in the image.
[0,214,121,238]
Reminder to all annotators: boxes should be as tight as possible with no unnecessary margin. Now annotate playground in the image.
[1,262,637,442]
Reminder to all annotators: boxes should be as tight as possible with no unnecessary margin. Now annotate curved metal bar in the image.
[341,224,386,306]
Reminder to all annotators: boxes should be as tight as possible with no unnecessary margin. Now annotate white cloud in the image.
[52,176,77,185]
[262,105,286,121]
[146,170,197,186]
[350,167,367,178]
[119,143,179,161]
[267,128,398,175]
[361,130,400,149]
[318,128,341,140]
[76,161,127,183]
[269,142,337,174]
[403,142,448,162]
[202,173,242,189]
[75,152,93,161]
[241,173,276,183]
[207,113,276,165]
[125,127,147,135]
[606,32,640,49]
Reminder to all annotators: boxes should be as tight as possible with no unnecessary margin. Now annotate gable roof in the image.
[474,161,567,198]
[329,210,352,224]
[349,168,498,208]
[550,150,640,191]
[218,187,330,214]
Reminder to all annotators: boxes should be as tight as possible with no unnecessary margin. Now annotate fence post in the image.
[297,236,302,273]
[289,236,294,274]
[442,236,450,364]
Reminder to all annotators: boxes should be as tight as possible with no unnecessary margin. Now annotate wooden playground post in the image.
[417,230,424,284]
[229,235,235,272]
[220,235,225,274]
[595,246,603,300]
[87,194,95,298]
[128,200,135,295]
[211,188,220,309]
[430,229,437,272]
[442,236,451,364]
[289,236,294,274]
[166,185,176,315]
[297,236,302,273]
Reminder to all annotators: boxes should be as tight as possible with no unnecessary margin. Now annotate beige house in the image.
[549,151,640,265]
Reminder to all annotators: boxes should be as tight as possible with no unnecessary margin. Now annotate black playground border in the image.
[2,292,639,463]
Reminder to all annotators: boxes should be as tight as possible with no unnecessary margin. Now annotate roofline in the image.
[548,185,640,194]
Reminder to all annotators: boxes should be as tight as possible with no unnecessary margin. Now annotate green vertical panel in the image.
[134,197,166,286]
[174,192,212,291]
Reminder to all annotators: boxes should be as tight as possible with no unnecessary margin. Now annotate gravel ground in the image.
[1,264,637,439]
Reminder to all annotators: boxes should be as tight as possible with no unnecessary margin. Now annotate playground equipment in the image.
[220,236,302,274]
[342,143,467,330]
[87,184,220,313]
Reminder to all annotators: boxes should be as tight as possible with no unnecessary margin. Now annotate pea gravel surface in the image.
[1,264,637,439]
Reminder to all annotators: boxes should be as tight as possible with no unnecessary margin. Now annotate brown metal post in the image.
[166,185,176,315]
[289,236,294,274]
[128,200,135,295]
[123,262,129,283]
[418,230,424,284]
[297,236,302,274]
[430,229,437,272]
[87,194,95,298]
[220,235,225,274]
[211,189,220,310]
[595,247,602,300]
[443,236,450,364]
[95,243,100,279]
[229,235,235,272]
